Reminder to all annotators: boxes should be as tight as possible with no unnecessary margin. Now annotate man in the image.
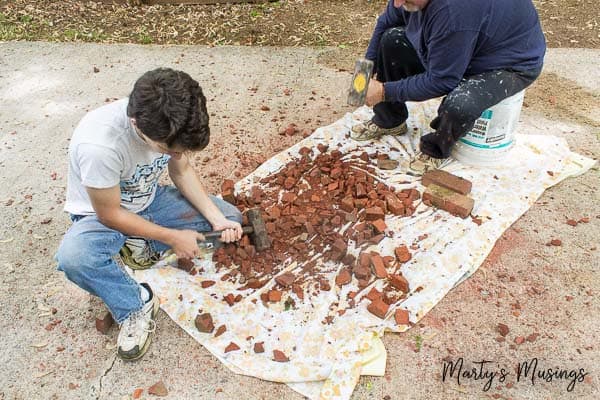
[352,0,546,171]
[56,68,243,361]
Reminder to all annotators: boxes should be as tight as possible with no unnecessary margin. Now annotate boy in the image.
[56,68,243,360]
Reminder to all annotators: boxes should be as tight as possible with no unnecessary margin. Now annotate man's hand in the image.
[366,79,385,107]
[167,229,206,259]
[212,219,243,243]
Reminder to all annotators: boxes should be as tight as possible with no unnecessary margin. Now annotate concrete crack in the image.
[90,354,117,400]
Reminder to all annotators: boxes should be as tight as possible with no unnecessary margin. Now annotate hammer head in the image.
[347,58,374,107]
[245,208,272,252]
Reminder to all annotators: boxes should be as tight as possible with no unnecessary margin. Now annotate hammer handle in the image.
[201,226,253,239]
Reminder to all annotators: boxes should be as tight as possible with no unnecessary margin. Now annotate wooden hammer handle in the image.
[201,226,253,239]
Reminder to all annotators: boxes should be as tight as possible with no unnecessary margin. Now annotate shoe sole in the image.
[350,123,408,141]
[117,298,160,362]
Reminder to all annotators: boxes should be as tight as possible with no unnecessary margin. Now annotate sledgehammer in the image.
[202,208,271,252]
[347,58,375,106]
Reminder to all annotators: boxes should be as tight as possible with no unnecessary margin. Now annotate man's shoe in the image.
[408,152,451,176]
[351,120,407,141]
[117,283,159,361]
[119,237,160,270]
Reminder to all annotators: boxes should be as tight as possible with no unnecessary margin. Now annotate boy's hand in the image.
[212,219,243,243]
[168,229,206,259]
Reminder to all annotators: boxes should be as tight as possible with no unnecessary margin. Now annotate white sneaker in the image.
[351,120,407,141]
[117,283,159,361]
[119,237,160,270]
[408,152,451,175]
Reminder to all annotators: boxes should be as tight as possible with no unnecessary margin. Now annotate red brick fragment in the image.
[215,325,227,337]
[370,219,387,234]
[388,274,409,293]
[225,342,240,353]
[514,336,525,345]
[423,184,474,218]
[365,206,385,221]
[224,293,236,306]
[497,323,509,337]
[176,258,194,272]
[335,269,352,287]
[394,245,412,263]
[195,313,214,333]
[422,169,472,195]
[367,298,389,319]
[201,280,216,288]
[385,193,404,215]
[526,333,539,342]
[254,342,265,353]
[95,311,114,335]
[548,239,562,246]
[221,179,236,205]
[394,309,410,325]
[366,287,382,301]
[273,349,290,362]
[268,289,282,302]
[370,253,388,279]
[566,219,578,226]
[275,272,296,287]
[148,381,168,397]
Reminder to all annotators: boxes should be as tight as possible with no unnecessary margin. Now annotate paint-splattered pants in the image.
[55,185,242,322]
[373,27,542,158]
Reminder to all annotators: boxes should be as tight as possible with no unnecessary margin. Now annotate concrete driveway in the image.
[0,42,598,399]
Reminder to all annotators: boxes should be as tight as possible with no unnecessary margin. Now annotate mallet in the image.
[202,208,271,252]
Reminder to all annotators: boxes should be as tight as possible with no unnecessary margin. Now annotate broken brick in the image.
[497,323,509,337]
[385,193,404,215]
[367,298,389,319]
[221,179,236,205]
[275,272,296,287]
[95,311,114,335]
[366,287,382,301]
[365,206,385,221]
[268,289,282,302]
[377,158,399,170]
[195,313,214,333]
[388,274,409,293]
[215,325,227,337]
[254,342,265,353]
[394,245,412,263]
[225,342,240,353]
[394,309,410,325]
[273,349,289,362]
[335,269,352,287]
[148,381,168,397]
[201,280,216,288]
[370,253,388,279]
[370,219,387,234]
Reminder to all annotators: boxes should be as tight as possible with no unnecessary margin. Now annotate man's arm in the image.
[86,185,205,259]
[168,154,242,243]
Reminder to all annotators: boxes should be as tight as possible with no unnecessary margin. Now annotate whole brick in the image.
[422,169,472,195]
[423,184,474,219]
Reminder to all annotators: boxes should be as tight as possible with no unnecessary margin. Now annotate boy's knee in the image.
[56,236,89,275]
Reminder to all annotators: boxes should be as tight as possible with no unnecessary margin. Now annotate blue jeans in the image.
[55,185,242,323]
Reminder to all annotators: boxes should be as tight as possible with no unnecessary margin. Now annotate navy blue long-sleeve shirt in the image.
[366,0,546,103]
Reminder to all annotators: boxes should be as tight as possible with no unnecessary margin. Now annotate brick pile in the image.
[190,146,426,335]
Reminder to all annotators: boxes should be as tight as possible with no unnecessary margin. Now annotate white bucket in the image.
[451,90,525,167]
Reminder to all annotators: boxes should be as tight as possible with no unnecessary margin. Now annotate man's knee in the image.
[381,27,408,51]
[440,93,483,125]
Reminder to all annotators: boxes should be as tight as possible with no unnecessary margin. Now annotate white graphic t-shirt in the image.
[65,99,170,215]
